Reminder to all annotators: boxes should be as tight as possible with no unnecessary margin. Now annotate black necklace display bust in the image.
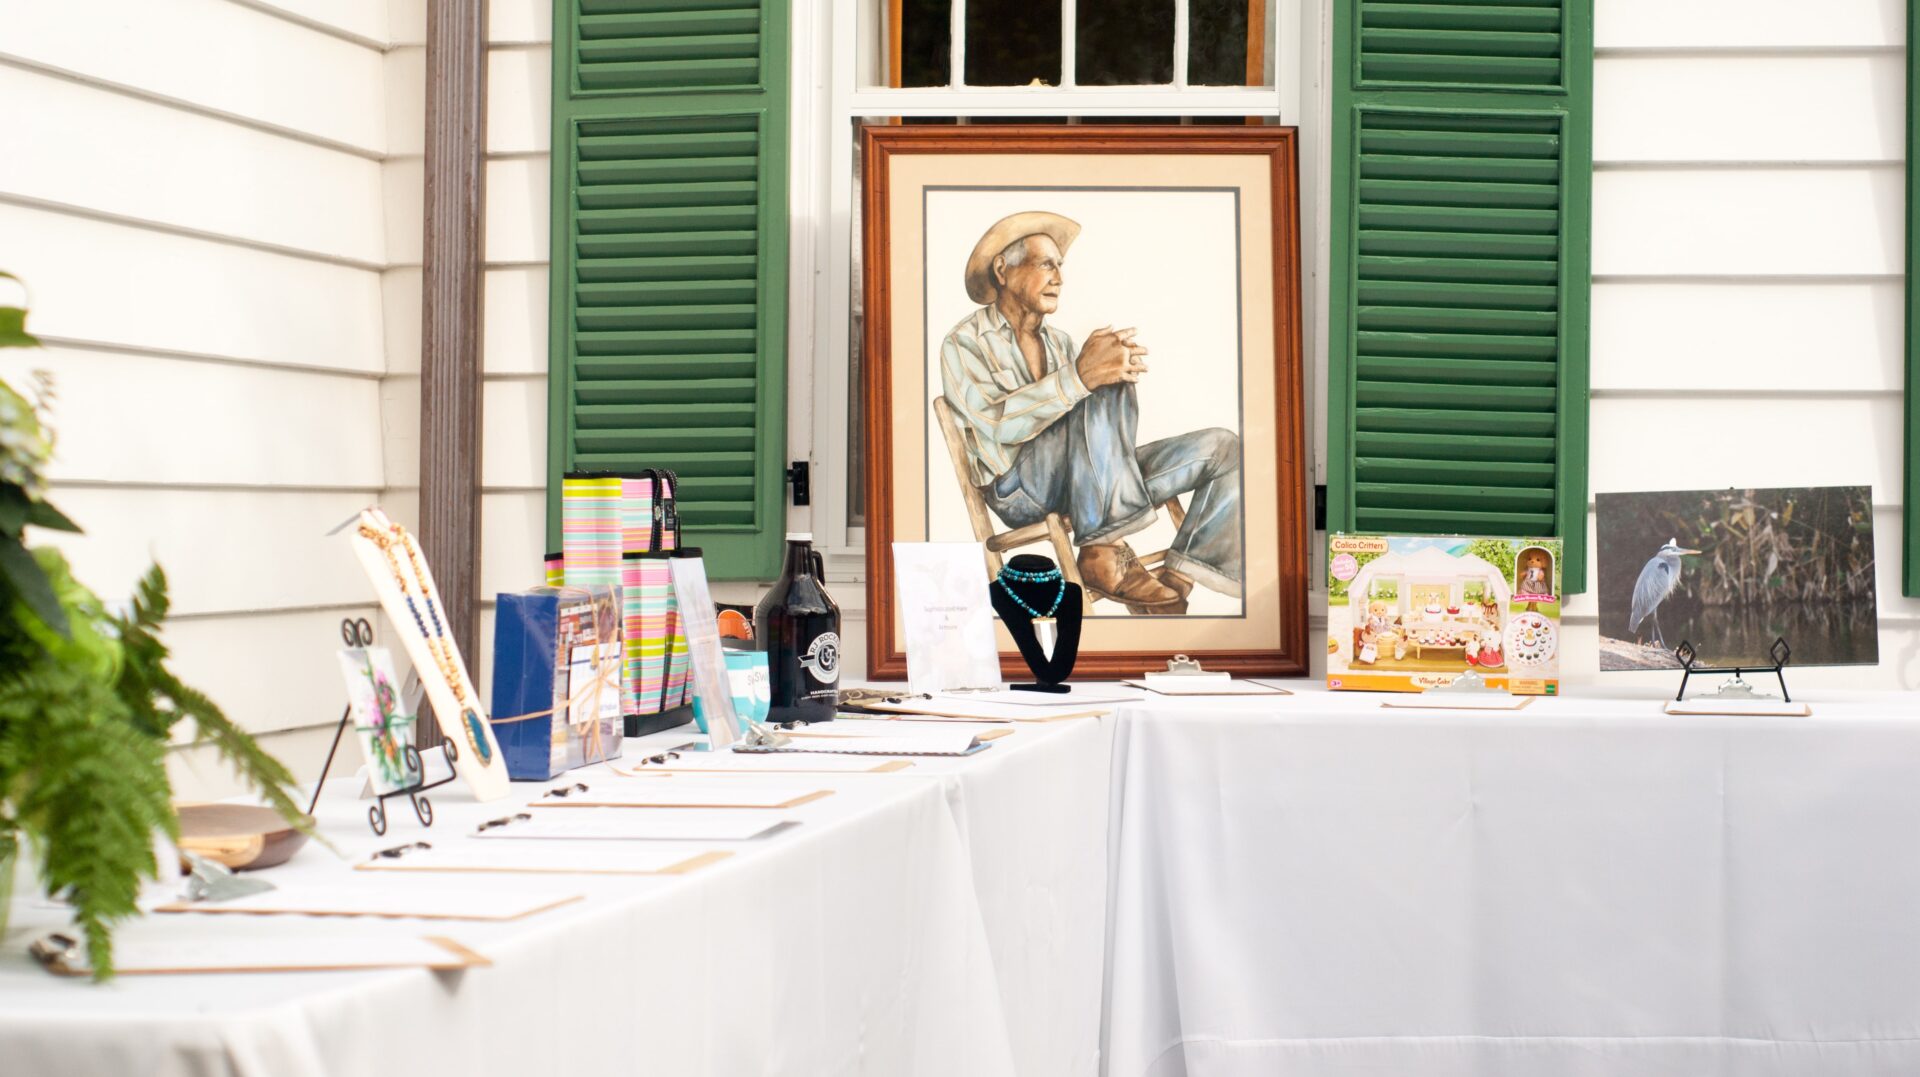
[989,554,1083,692]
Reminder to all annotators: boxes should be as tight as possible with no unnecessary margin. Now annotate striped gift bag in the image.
[560,474,622,594]
[543,551,565,588]
[621,552,676,715]
[617,469,686,716]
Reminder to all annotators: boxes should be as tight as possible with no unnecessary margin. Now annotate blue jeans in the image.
[982,383,1243,597]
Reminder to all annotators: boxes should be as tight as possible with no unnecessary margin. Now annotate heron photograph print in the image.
[860,126,1310,679]
[1595,486,1879,671]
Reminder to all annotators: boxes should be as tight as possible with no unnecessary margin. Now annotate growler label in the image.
[799,631,841,684]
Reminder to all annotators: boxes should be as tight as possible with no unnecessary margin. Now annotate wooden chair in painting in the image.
[932,395,1187,614]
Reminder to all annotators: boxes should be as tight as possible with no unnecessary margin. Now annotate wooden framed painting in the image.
[861,125,1309,679]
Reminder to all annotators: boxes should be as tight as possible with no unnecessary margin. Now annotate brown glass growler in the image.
[754,533,842,724]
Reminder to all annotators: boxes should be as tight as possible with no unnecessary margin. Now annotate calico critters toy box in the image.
[1326,533,1563,695]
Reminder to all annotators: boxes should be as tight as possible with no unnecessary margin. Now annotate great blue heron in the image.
[1629,538,1702,649]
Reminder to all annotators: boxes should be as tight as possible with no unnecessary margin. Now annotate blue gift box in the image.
[491,586,624,780]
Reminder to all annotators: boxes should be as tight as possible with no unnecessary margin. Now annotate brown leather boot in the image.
[1153,569,1193,616]
[1077,543,1181,609]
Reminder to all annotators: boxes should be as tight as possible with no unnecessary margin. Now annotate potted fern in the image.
[0,273,307,979]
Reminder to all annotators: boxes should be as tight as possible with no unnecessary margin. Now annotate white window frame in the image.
[787,0,1316,585]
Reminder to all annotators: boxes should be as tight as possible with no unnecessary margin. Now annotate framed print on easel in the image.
[860,125,1310,680]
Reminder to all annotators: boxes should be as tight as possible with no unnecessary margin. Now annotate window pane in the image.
[1077,0,1174,86]
[1190,0,1257,86]
[897,0,951,87]
[964,0,1061,86]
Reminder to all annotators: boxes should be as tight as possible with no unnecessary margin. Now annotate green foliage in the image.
[0,659,174,979]
[114,566,307,827]
[0,371,66,637]
[0,273,306,979]
[1465,538,1519,586]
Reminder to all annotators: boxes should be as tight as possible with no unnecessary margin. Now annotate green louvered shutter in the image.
[547,0,789,580]
[1327,0,1592,591]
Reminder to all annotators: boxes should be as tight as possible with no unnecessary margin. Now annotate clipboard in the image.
[858,699,1106,722]
[30,933,489,977]
[638,756,917,775]
[1121,679,1293,696]
[734,732,988,757]
[356,846,732,877]
[470,810,792,841]
[787,723,1014,743]
[534,788,835,810]
[153,887,584,922]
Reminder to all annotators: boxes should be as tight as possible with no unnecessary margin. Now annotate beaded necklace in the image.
[358,521,495,765]
[994,565,1064,618]
[995,565,1065,658]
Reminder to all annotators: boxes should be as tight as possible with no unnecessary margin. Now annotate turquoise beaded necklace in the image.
[995,565,1065,619]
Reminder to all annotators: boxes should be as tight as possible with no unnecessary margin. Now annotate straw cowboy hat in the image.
[964,211,1081,304]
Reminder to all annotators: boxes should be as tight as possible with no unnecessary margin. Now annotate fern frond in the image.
[0,660,174,980]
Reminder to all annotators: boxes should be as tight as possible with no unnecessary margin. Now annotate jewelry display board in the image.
[348,508,511,802]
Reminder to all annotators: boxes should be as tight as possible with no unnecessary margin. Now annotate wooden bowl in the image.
[175,804,312,871]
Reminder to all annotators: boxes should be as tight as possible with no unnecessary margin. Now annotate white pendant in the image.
[1033,616,1057,661]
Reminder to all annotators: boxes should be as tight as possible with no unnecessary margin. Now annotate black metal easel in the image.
[1671,637,1793,703]
[311,618,460,835]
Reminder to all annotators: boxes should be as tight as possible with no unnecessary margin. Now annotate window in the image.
[797,2,1296,554]
[888,0,1270,89]
[1323,0,1593,591]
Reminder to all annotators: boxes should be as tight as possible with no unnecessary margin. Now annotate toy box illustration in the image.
[1326,533,1563,694]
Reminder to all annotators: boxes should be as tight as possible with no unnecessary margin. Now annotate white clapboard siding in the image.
[0,68,385,266]
[1597,0,1901,49]
[482,378,547,489]
[1590,397,1898,510]
[390,0,426,48]
[1,348,386,489]
[381,374,422,490]
[484,266,548,374]
[488,46,550,155]
[2,203,385,373]
[170,723,346,795]
[490,0,551,45]
[478,20,550,699]
[1592,281,1902,392]
[1586,0,1915,689]
[485,156,548,265]
[387,45,426,158]
[1593,168,1902,277]
[41,488,386,619]
[241,0,391,48]
[481,490,548,601]
[384,268,424,376]
[2,2,417,795]
[385,156,427,268]
[164,606,385,737]
[1596,54,1902,164]
[0,0,387,154]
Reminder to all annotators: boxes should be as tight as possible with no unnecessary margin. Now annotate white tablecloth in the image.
[16,684,1920,1077]
[0,715,1112,1077]
[1104,687,1920,1076]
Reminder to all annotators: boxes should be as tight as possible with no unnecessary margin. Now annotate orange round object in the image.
[717,608,753,640]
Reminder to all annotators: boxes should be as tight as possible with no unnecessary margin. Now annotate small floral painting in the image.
[338,646,422,794]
